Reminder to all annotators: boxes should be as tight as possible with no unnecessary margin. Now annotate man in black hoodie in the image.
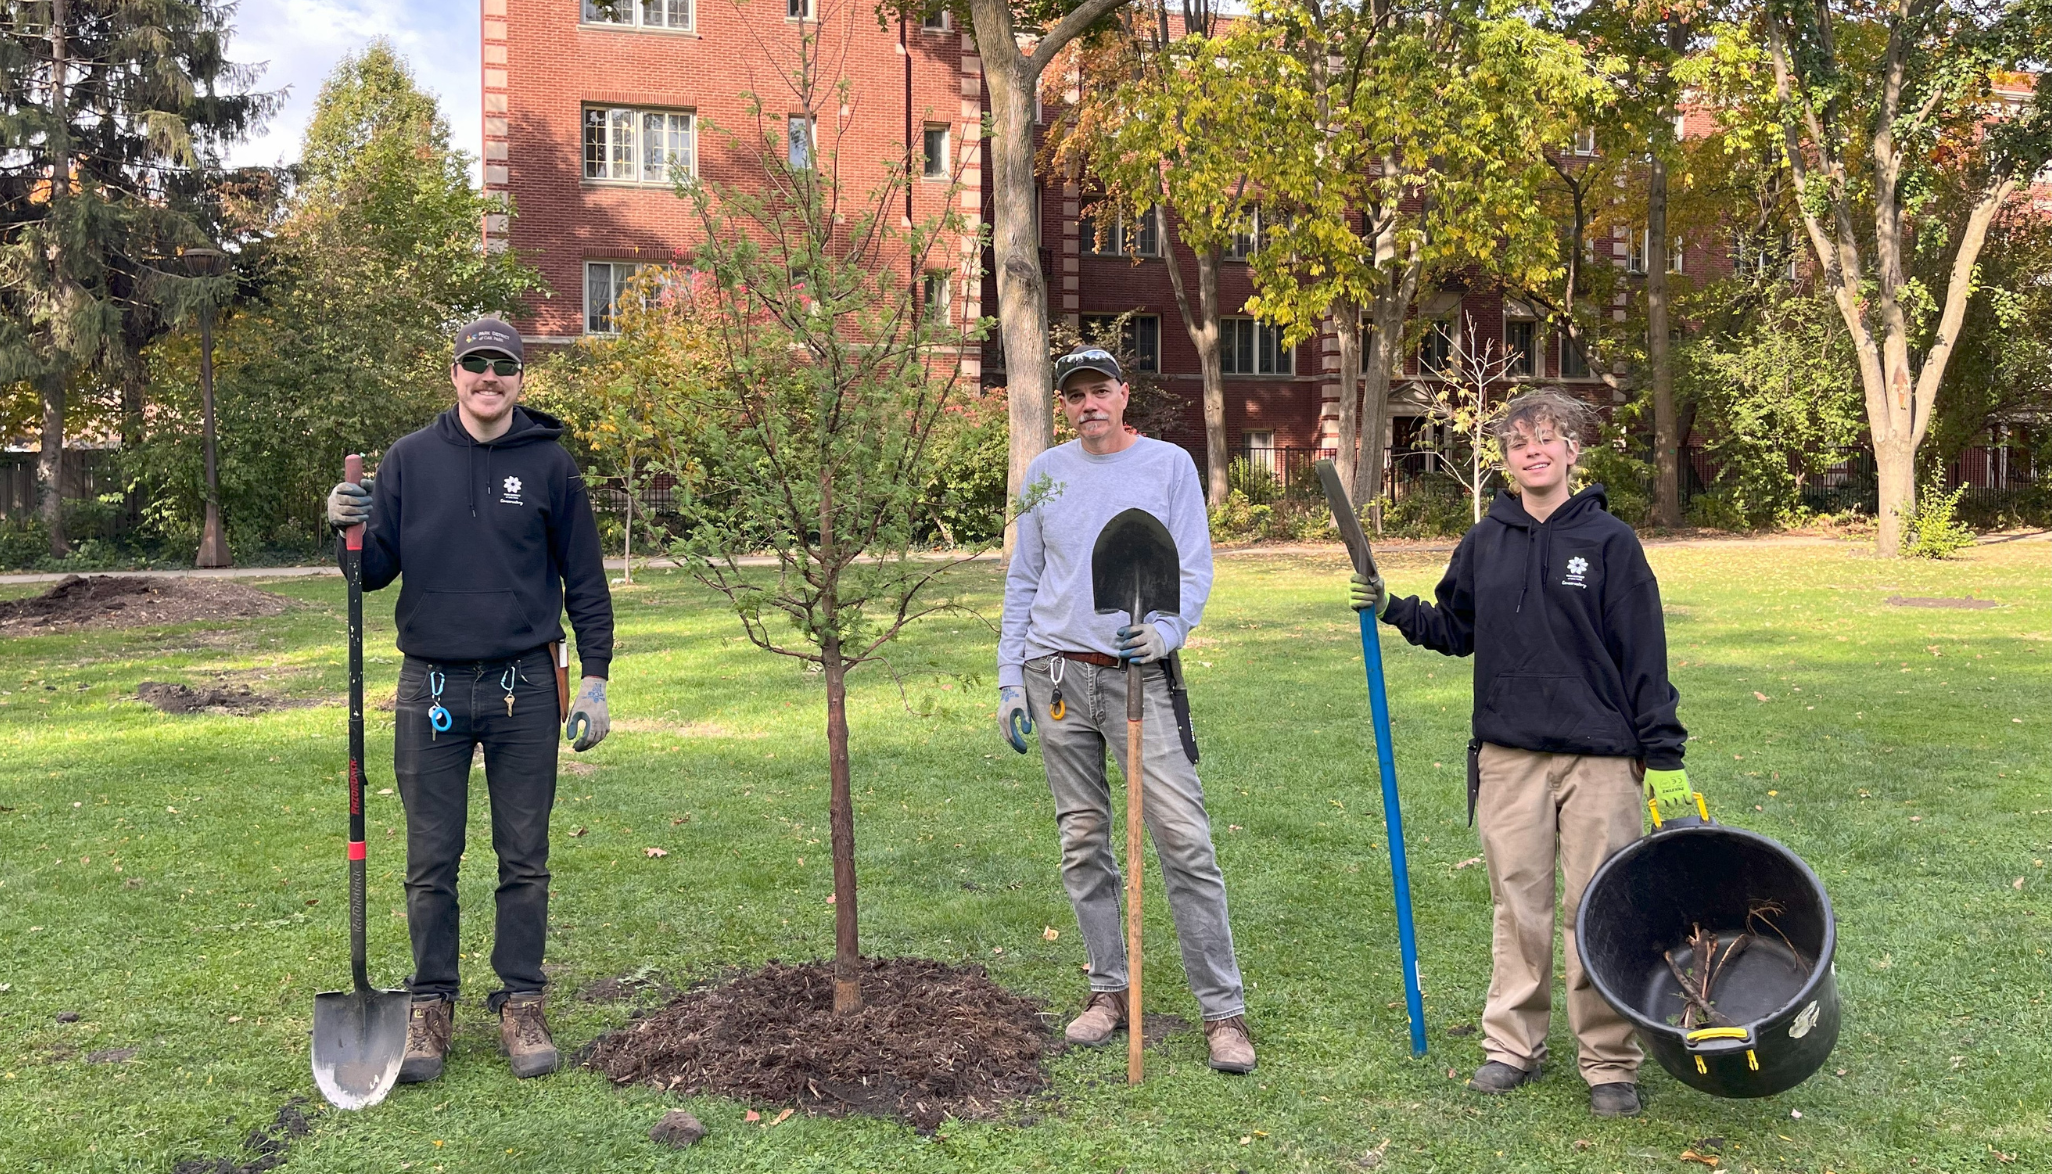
[324,318,613,1084]
[1349,389,1687,1119]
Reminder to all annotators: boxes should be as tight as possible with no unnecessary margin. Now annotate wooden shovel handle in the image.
[1127,660,1144,1085]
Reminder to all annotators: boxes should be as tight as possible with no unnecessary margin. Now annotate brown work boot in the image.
[1203,1015,1257,1074]
[397,997,453,1084]
[498,993,559,1078]
[1064,990,1128,1046]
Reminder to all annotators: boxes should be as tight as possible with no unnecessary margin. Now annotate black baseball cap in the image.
[1054,346,1122,389]
[453,318,524,364]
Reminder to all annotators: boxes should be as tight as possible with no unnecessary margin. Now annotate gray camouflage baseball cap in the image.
[1054,346,1122,389]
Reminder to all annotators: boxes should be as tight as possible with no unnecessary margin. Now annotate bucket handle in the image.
[1685,1026,1760,1074]
[1649,790,1712,830]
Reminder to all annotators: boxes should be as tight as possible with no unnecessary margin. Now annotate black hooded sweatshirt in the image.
[1382,484,1684,770]
[360,406,614,678]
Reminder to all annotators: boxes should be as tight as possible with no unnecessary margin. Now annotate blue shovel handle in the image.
[1359,607,1429,1058]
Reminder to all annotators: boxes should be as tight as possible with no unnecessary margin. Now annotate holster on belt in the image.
[550,642,569,721]
[1163,651,1200,765]
[1466,737,1482,827]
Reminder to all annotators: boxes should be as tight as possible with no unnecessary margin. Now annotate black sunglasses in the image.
[458,355,523,376]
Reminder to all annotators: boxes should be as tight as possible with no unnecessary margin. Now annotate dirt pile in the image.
[0,575,290,633]
[170,1100,312,1174]
[137,681,295,716]
[583,957,1054,1132]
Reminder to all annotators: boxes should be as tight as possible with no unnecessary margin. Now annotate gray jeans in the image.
[1024,655,1246,1021]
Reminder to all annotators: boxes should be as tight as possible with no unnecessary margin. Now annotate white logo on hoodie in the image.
[501,475,524,506]
[1562,555,1590,589]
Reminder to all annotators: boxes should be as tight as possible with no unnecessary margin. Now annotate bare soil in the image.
[0,575,290,634]
[582,957,1055,1132]
[170,1100,312,1174]
[136,681,299,716]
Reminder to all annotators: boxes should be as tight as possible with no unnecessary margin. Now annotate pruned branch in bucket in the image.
[1662,902,1810,1031]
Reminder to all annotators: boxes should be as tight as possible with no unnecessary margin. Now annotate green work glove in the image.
[1348,570,1389,616]
[997,686,1033,753]
[565,677,609,752]
[1644,767,1693,819]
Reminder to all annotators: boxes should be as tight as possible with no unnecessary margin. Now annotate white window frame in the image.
[584,260,646,334]
[1504,319,1536,378]
[1573,126,1596,156]
[787,0,815,20]
[922,270,952,323]
[581,0,694,31]
[1226,208,1266,262]
[1221,317,1293,376]
[788,115,815,169]
[1082,208,1159,258]
[1668,237,1684,275]
[1559,329,1591,380]
[921,123,950,180]
[582,106,697,185]
[919,5,950,30]
[1630,228,1649,275]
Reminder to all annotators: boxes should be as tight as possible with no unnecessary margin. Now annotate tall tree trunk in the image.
[37,373,67,555]
[1647,155,1680,527]
[1354,243,1424,523]
[966,0,1133,555]
[823,630,861,1014]
[39,0,73,556]
[1159,216,1228,504]
[1331,301,1362,491]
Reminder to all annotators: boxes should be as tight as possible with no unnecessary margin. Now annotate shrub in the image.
[1379,478,1475,538]
[1686,490,1749,532]
[1208,490,1274,542]
[1900,479,1976,559]
[1575,433,1652,525]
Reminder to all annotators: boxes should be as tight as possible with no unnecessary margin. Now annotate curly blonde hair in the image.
[1490,388,1598,463]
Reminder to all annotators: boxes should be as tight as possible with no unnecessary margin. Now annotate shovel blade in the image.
[312,987,410,1110]
[1091,508,1181,619]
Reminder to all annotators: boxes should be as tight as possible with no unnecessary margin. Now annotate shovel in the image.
[313,453,410,1110]
[1315,460,1427,1058]
[1090,507,1182,1085]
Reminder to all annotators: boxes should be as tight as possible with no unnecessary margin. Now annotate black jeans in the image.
[394,646,559,1009]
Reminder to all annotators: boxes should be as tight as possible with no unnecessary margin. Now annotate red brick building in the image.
[485,3,1712,476]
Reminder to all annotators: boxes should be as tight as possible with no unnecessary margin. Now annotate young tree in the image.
[954,0,1133,545]
[0,0,270,554]
[665,24,987,1014]
[1690,0,2052,553]
[1226,0,1610,515]
[1046,0,1252,505]
[1422,313,1515,524]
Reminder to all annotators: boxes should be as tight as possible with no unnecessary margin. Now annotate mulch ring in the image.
[582,957,1055,1133]
[0,574,290,633]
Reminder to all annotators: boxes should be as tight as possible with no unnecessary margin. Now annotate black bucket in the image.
[1576,824,1839,1098]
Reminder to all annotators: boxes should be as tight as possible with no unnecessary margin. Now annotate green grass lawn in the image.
[1,538,2047,1173]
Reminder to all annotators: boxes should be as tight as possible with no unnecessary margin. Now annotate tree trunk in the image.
[37,373,67,555]
[1646,155,1680,527]
[1332,302,1362,492]
[823,630,861,1014]
[1354,245,1423,522]
[1158,214,1228,505]
[39,0,72,557]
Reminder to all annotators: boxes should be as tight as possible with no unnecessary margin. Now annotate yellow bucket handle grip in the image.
[1685,1026,1751,1044]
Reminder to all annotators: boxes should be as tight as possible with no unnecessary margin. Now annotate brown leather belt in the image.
[1054,650,1121,668]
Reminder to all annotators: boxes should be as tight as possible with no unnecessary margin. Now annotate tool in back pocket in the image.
[1163,651,1200,764]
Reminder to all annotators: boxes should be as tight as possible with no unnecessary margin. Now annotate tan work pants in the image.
[1475,742,1645,1086]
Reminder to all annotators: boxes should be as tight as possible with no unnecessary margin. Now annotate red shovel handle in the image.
[344,454,365,552]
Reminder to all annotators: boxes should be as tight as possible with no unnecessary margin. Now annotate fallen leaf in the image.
[644,847,668,858]
[2013,877,2025,890]
[826,893,836,904]
[771,1108,793,1126]
[744,1109,760,1122]
[1753,691,1769,702]
[1680,1150,1719,1167]
[569,827,587,837]
[1453,856,1484,870]
[1238,1136,1251,1146]
[1572,1139,1591,1151]
[378,788,393,796]
[1042,926,1059,941]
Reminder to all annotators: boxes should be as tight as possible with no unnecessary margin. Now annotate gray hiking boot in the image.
[1064,990,1128,1046]
[1467,1060,1540,1093]
[1203,1015,1257,1074]
[398,997,453,1084]
[498,993,560,1078]
[1589,1082,1642,1117]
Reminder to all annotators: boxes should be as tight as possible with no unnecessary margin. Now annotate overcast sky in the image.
[222,0,483,182]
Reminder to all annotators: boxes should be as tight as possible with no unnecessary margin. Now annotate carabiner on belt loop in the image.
[425,669,452,736]
[1048,655,1067,721]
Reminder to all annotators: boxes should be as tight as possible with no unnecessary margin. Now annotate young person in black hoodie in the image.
[324,318,614,1085]
[1349,389,1688,1119]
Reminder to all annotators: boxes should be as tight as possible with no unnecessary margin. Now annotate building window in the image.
[1573,126,1596,156]
[922,271,951,323]
[1629,228,1648,275]
[1222,317,1292,375]
[919,5,949,29]
[1082,313,1160,373]
[583,107,695,183]
[1081,207,1159,257]
[921,124,949,179]
[1505,320,1535,377]
[788,115,814,169]
[1560,330,1591,379]
[787,0,814,19]
[1419,318,1455,375]
[1668,238,1684,275]
[585,261,646,334]
[1226,209,1266,262]
[582,0,693,29]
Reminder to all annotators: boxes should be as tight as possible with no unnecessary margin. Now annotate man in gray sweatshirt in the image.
[997,346,1254,1074]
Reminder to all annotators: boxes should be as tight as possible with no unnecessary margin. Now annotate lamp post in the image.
[182,248,231,568]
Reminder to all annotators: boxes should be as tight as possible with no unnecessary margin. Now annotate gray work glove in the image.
[1348,570,1390,616]
[326,477,373,530]
[1115,621,1173,665]
[566,677,609,751]
[997,685,1032,753]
